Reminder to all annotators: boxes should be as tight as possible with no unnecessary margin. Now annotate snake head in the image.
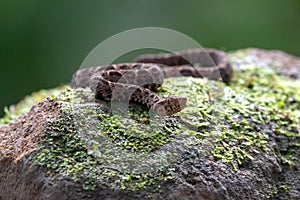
[152,96,187,116]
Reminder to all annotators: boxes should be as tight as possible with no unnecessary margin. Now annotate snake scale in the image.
[71,48,233,116]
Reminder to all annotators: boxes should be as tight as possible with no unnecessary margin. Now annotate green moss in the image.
[211,66,299,169]
[228,66,300,167]
[31,62,300,191]
[32,97,183,191]
[159,62,299,170]
[160,77,264,170]
[10,50,298,191]
[97,107,181,153]
[0,86,69,124]
[81,108,182,191]
[267,183,290,199]
[32,114,98,190]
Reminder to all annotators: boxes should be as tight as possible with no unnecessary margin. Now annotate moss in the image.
[5,50,300,191]
[32,113,98,190]
[98,111,180,153]
[228,65,300,167]
[213,67,299,169]
[0,85,69,124]
[159,79,262,170]
[159,59,299,170]
[32,94,182,191]
[267,183,290,199]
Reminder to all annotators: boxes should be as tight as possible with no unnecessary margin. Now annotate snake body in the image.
[71,48,233,116]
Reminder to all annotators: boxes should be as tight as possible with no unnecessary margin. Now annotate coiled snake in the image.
[71,48,233,116]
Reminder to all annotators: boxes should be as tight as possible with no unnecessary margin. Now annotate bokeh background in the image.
[1,0,300,117]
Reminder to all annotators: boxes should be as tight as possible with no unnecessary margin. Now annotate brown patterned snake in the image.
[71,48,233,116]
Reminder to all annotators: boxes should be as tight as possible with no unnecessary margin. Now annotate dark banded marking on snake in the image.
[71,48,233,116]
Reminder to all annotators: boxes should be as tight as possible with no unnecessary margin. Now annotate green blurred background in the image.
[1,0,300,117]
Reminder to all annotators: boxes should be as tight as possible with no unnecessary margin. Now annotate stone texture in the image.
[0,48,299,200]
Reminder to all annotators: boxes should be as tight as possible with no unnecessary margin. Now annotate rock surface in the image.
[0,48,300,200]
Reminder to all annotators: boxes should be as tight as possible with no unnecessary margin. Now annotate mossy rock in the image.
[0,48,299,200]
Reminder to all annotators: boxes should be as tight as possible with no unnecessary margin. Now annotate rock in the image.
[230,48,300,80]
[0,48,300,200]
[0,99,61,199]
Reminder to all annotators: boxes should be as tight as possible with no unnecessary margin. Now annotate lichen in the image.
[33,99,181,191]
[267,183,290,199]
[156,56,299,170]
[32,114,98,190]
[0,86,69,124]
[3,50,299,191]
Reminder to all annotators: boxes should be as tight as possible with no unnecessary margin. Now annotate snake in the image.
[71,48,233,116]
